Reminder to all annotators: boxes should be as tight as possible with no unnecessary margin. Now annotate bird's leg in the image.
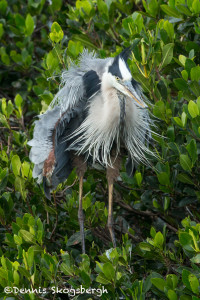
[74,156,87,254]
[107,177,116,248]
[106,155,121,248]
[78,174,85,254]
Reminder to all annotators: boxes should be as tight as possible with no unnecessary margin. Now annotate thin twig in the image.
[115,227,141,242]
[6,134,11,154]
[116,199,157,217]
[50,193,58,240]
[0,126,20,129]
[56,178,78,197]
[155,67,161,80]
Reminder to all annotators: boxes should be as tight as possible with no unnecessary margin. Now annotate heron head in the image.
[104,53,146,108]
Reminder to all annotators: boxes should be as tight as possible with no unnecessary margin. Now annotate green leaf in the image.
[179,55,187,66]
[13,270,20,285]
[0,47,10,65]
[1,98,6,116]
[142,0,159,17]
[191,66,200,81]
[163,20,174,40]
[181,112,187,127]
[76,0,93,16]
[160,5,182,18]
[7,100,13,118]
[176,4,192,16]
[188,100,199,118]
[0,266,7,278]
[181,70,188,81]
[60,262,74,276]
[14,234,22,245]
[135,172,142,187]
[167,274,178,289]
[96,272,111,284]
[191,254,200,264]
[186,139,197,164]
[154,232,164,249]
[11,155,21,177]
[177,173,194,185]
[188,274,199,294]
[27,247,34,269]
[160,43,174,69]
[0,0,7,14]
[157,172,170,186]
[51,0,62,10]
[131,72,151,93]
[164,197,170,211]
[182,269,192,290]
[80,270,91,285]
[21,161,31,179]
[67,40,83,58]
[14,94,23,117]
[19,229,36,244]
[174,117,183,127]
[72,34,97,50]
[0,23,4,38]
[14,176,27,199]
[97,0,109,20]
[180,154,192,171]
[14,94,23,108]
[18,266,31,279]
[15,13,25,28]
[102,262,115,280]
[0,113,9,128]
[139,242,153,251]
[67,231,82,246]
[25,14,34,36]
[185,58,196,74]
[191,0,200,14]
[41,267,53,280]
[168,290,178,300]
[179,232,194,251]
[132,12,144,33]
[190,81,200,97]
[197,97,200,111]
[174,78,188,91]
[150,227,156,238]
[167,125,175,141]
[46,51,59,70]
[151,277,166,291]
[153,100,165,120]
[49,22,64,43]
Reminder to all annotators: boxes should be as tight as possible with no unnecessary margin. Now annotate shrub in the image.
[0,0,200,299]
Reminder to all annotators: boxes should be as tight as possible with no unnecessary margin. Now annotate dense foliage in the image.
[0,0,200,299]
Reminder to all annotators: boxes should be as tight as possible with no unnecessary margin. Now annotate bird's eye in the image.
[116,76,120,81]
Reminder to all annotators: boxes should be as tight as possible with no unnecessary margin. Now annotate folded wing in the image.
[28,51,104,199]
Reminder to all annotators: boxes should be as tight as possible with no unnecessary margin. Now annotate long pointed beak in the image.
[120,81,146,108]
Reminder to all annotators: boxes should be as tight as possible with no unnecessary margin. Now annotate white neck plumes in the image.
[66,72,154,167]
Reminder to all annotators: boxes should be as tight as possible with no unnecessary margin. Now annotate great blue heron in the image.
[28,48,154,253]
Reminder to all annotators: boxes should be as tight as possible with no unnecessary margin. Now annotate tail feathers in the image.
[28,106,61,182]
[126,155,137,177]
[43,177,51,200]
[42,161,73,200]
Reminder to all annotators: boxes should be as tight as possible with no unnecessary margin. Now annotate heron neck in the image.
[118,92,126,129]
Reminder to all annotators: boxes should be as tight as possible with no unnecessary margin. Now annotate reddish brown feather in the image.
[43,149,55,177]
[42,112,65,179]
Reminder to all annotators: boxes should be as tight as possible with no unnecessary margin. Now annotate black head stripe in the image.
[108,47,132,79]
[108,56,122,79]
[131,78,139,88]
[120,47,132,63]
[83,70,101,99]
